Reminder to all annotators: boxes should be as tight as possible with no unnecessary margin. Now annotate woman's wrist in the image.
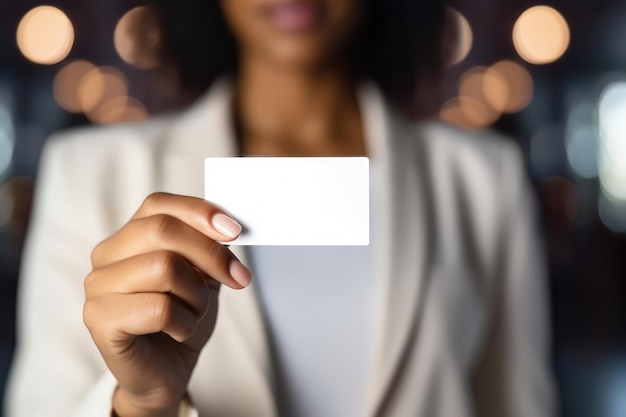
[112,387,182,417]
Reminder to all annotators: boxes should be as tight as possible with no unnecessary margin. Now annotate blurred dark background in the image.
[1,1,625,416]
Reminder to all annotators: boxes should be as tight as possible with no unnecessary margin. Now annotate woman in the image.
[6,0,556,416]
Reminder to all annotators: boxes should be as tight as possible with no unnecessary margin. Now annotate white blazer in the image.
[6,80,556,417]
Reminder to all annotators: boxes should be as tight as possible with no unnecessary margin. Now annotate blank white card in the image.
[204,157,369,246]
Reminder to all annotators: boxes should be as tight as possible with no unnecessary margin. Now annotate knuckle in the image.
[82,299,98,330]
[148,251,181,288]
[151,294,173,329]
[197,284,211,317]
[83,270,98,294]
[206,241,230,266]
[90,241,106,267]
[145,214,177,243]
[148,250,177,274]
[142,192,168,211]
[187,276,211,318]
[83,299,117,346]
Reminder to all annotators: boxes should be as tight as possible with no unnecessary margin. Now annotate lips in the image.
[262,0,324,33]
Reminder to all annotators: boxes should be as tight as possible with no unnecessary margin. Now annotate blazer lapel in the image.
[360,86,432,416]
[158,80,276,415]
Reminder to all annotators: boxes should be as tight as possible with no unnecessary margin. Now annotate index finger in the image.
[134,192,242,243]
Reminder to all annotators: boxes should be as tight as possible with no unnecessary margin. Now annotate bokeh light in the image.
[78,66,128,115]
[513,6,570,65]
[565,102,598,178]
[480,67,509,114]
[446,7,473,66]
[440,64,527,130]
[117,98,149,122]
[16,6,74,65]
[566,126,599,179]
[598,82,626,203]
[54,61,148,125]
[114,6,159,69]
[53,60,98,113]
[439,97,475,130]
[0,106,14,178]
[88,97,148,125]
[599,194,626,234]
[484,60,534,113]
[458,66,501,127]
[0,132,13,178]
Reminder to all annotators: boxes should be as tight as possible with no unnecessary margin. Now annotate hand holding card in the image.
[204,157,369,246]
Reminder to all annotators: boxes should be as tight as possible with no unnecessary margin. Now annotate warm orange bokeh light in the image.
[439,97,476,130]
[458,67,501,126]
[446,62,534,129]
[481,67,510,114]
[484,60,534,113]
[118,98,149,122]
[78,67,128,115]
[89,97,148,125]
[114,6,160,69]
[53,60,98,113]
[16,6,74,65]
[446,7,473,66]
[513,5,570,65]
[78,68,106,113]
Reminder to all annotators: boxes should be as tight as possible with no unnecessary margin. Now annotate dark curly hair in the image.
[146,0,446,107]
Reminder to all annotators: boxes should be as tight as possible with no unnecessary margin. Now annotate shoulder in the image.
[44,113,177,161]
[403,119,528,207]
[39,113,182,199]
[36,115,182,228]
[412,120,524,179]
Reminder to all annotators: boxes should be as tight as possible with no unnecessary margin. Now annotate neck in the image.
[234,58,366,156]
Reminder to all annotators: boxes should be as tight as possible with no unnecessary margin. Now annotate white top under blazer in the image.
[6,80,557,417]
[247,166,378,416]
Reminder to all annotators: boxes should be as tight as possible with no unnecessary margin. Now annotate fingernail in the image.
[212,213,242,239]
[229,259,252,288]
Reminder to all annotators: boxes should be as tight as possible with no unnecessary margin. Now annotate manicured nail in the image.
[212,213,242,239]
[229,259,252,288]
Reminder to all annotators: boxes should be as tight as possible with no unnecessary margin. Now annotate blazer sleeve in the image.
[5,134,203,417]
[5,136,115,417]
[471,142,558,417]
